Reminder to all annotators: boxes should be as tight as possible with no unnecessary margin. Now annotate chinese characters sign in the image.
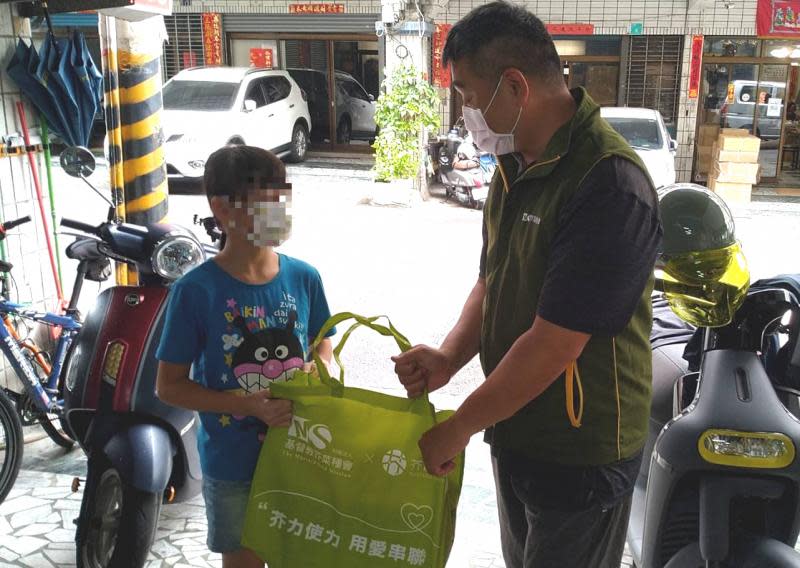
[201,13,223,65]
[289,3,345,14]
[545,23,595,35]
[432,24,452,88]
[688,35,704,99]
[250,48,274,69]
[758,0,800,37]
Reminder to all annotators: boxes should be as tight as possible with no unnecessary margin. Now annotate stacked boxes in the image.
[708,129,761,205]
[695,124,720,176]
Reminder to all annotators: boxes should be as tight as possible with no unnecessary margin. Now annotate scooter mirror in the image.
[60,146,96,179]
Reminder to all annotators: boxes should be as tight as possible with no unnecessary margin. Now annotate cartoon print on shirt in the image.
[231,310,304,393]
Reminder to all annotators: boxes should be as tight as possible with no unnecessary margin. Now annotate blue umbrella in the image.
[6,30,103,147]
[6,39,73,144]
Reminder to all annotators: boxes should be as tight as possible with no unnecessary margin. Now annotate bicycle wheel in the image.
[0,389,24,504]
[21,350,74,450]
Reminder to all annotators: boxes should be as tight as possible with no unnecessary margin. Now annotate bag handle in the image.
[309,313,435,418]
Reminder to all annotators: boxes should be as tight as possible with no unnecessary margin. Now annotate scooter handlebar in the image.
[61,218,101,237]
[1,215,31,233]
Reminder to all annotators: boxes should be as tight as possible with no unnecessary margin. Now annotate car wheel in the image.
[337,118,351,144]
[288,123,309,163]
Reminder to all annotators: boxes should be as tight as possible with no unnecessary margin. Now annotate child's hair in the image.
[203,144,286,200]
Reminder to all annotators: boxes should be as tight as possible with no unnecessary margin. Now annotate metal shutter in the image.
[624,36,683,132]
[163,14,205,80]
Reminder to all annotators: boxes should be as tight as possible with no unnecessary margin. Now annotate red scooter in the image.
[57,147,218,568]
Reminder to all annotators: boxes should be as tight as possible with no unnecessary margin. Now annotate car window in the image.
[604,117,664,150]
[264,77,292,104]
[244,79,269,108]
[162,80,238,111]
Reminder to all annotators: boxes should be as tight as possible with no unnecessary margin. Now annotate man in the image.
[392,3,662,567]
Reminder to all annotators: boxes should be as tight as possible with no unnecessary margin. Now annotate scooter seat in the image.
[66,237,105,262]
[651,342,689,427]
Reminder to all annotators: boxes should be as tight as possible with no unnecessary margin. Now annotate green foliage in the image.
[373,64,441,181]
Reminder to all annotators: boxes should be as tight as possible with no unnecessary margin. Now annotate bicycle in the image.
[0,214,110,502]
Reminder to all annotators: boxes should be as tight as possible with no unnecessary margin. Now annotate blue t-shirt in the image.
[156,256,334,482]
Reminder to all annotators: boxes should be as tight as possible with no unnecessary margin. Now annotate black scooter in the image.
[56,147,217,568]
[628,276,800,567]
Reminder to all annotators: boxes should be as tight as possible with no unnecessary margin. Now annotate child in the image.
[156,145,335,567]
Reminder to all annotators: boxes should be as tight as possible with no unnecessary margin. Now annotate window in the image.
[162,80,238,111]
[604,117,663,150]
[162,15,205,80]
[704,37,760,58]
[244,79,269,108]
[264,77,291,103]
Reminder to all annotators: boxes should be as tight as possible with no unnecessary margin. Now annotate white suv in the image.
[160,67,311,181]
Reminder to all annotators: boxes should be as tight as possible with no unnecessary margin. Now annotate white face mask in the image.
[229,199,292,247]
[462,76,522,156]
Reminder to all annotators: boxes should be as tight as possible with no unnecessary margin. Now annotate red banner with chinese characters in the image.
[688,35,704,99]
[758,0,800,37]
[432,24,452,88]
[289,4,345,14]
[201,13,223,65]
[545,23,594,35]
[250,48,274,69]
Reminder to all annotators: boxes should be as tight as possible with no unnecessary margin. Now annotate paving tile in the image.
[10,506,54,530]
[0,497,49,517]
[0,547,19,562]
[18,552,55,568]
[0,535,48,557]
[16,525,59,538]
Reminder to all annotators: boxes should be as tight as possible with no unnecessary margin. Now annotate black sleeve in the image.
[537,156,663,335]
[479,214,488,279]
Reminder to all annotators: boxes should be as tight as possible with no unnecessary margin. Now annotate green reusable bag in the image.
[242,312,464,568]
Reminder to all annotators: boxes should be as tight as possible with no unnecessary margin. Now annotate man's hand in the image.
[418,416,470,476]
[392,346,454,398]
[243,389,293,427]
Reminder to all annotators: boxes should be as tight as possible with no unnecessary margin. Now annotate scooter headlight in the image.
[698,429,795,469]
[152,235,205,281]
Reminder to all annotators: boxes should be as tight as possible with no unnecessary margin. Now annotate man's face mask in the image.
[462,75,523,156]
[227,183,292,247]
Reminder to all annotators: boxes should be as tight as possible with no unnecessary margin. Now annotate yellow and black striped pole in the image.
[100,15,168,285]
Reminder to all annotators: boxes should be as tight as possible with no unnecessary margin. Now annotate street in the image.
[1,159,800,567]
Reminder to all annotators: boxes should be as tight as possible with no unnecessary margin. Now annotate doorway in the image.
[229,34,380,152]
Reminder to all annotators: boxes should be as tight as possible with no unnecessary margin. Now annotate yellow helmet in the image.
[657,184,750,328]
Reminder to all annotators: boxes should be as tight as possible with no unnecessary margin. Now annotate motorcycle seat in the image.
[66,237,105,262]
[0,260,12,273]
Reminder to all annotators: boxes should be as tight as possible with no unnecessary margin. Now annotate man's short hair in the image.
[203,144,286,200]
[442,1,562,86]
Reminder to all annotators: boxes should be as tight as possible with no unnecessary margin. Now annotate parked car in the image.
[720,79,784,140]
[159,66,311,181]
[286,68,377,144]
[601,107,677,189]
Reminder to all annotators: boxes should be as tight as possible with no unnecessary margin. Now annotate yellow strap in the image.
[565,360,584,428]
[497,160,511,193]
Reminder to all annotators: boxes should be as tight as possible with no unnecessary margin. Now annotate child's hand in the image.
[244,389,293,427]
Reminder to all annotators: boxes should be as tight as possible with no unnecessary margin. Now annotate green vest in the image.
[481,88,655,466]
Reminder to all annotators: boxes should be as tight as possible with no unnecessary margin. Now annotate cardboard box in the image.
[712,161,760,184]
[696,146,714,174]
[708,178,752,204]
[712,142,759,164]
[698,124,721,147]
[717,130,762,152]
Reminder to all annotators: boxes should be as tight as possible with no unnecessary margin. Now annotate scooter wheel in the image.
[76,456,161,568]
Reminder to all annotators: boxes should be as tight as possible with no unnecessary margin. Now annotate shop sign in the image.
[250,48,274,68]
[545,24,594,35]
[202,12,223,65]
[768,97,784,116]
[629,22,644,35]
[727,82,735,103]
[432,24,452,88]
[758,0,800,37]
[688,35,704,99]
[289,4,345,14]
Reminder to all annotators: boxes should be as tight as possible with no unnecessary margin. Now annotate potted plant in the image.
[371,63,441,205]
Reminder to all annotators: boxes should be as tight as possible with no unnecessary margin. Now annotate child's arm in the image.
[156,362,292,426]
[315,338,333,366]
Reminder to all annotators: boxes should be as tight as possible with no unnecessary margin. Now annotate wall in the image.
[0,6,61,391]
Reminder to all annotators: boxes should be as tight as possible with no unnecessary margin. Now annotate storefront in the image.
[695,37,800,186]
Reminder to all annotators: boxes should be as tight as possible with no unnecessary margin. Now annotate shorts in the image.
[201,477,252,554]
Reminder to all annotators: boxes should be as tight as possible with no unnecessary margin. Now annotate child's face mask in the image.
[228,184,292,247]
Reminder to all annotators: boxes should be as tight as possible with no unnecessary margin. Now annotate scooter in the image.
[628,276,800,567]
[56,147,216,568]
[438,126,490,210]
